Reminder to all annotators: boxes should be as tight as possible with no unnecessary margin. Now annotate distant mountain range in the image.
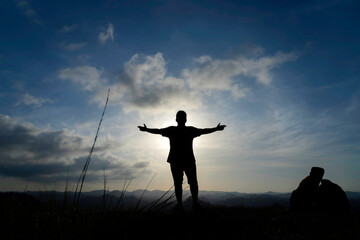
[15,189,360,211]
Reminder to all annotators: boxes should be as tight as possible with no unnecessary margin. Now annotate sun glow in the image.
[154,136,170,150]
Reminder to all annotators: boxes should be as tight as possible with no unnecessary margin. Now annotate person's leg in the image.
[170,164,184,209]
[190,183,199,204]
[174,183,183,208]
[185,163,199,206]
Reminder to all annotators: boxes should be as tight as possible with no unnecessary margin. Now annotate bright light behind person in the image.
[138,110,226,211]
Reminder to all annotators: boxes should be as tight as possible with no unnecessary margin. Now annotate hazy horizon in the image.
[1,0,359,193]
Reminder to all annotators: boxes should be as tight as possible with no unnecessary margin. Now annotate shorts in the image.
[170,163,198,186]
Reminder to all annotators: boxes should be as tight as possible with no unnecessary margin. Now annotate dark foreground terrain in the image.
[1,193,360,240]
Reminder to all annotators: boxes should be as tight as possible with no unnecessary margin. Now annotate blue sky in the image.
[0,0,359,192]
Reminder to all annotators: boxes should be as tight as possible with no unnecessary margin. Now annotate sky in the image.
[0,0,359,193]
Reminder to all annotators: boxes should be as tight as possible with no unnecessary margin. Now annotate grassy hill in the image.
[1,192,360,239]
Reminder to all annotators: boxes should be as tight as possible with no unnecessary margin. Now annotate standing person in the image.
[138,110,226,211]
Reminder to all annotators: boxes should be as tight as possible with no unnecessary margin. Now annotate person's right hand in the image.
[216,123,226,131]
[138,124,147,131]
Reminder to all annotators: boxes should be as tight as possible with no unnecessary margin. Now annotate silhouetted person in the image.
[317,179,350,214]
[290,167,324,211]
[138,110,226,211]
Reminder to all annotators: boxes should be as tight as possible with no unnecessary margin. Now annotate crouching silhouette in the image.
[290,167,324,211]
[290,167,351,214]
[317,179,350,214]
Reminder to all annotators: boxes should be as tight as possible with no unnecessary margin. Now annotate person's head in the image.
[176,110,187,125]
[309,167,325,182]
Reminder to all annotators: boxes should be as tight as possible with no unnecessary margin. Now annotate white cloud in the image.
[58,52,201,112]
[98,23,114,45]
[59,24,78,33]
[114,52,202,112]
[16,93,53,107]
[124,53,167,86]
[58,50,298,114]
[230,85,250,99]
[183,51,299,95]
[60,42,87,51]
[193,55,212,64]
[59,66,107,91]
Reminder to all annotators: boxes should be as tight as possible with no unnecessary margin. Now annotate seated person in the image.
[290,167,324,211]
[317,179,351,214]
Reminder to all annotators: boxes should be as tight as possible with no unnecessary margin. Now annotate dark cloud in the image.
[0,115,149,183]
[0,162,68,179]
[132,161,149,169]
[0,115,84,165]
[0,155,147,183]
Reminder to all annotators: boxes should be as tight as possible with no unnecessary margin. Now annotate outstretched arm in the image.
[137,124,162,134]
[199,123,226,135]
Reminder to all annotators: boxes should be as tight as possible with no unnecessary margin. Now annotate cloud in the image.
[113,50,295,111]
[57,50,299,113]
[98,23,114,46]
[58,49,298,113]
[183,51,298,95]
[193,55,212,64]
[60,42,87,51]
[120,50,292,109]
[59,24,78,33]
[58,53,202,112]
[59,66,107,91]
[15,0,42,24]
[113,52,202,112]
[346,89,360,113]
[16,93,53,107]
[132,161,149,169]
[0,115,149,183]
[0,115,85,165]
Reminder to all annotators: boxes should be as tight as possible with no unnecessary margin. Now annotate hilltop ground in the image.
[112,207,360,240]
[1,193,359,240]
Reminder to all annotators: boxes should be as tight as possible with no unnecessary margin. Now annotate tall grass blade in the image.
[113,177,133,211]
[100,168,107,213]
[62,168,70,210]
[73,88,110,210]
[134,174,156,212]
[145,185,175,211]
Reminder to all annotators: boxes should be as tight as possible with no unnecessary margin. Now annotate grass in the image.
[2,198,360,240]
